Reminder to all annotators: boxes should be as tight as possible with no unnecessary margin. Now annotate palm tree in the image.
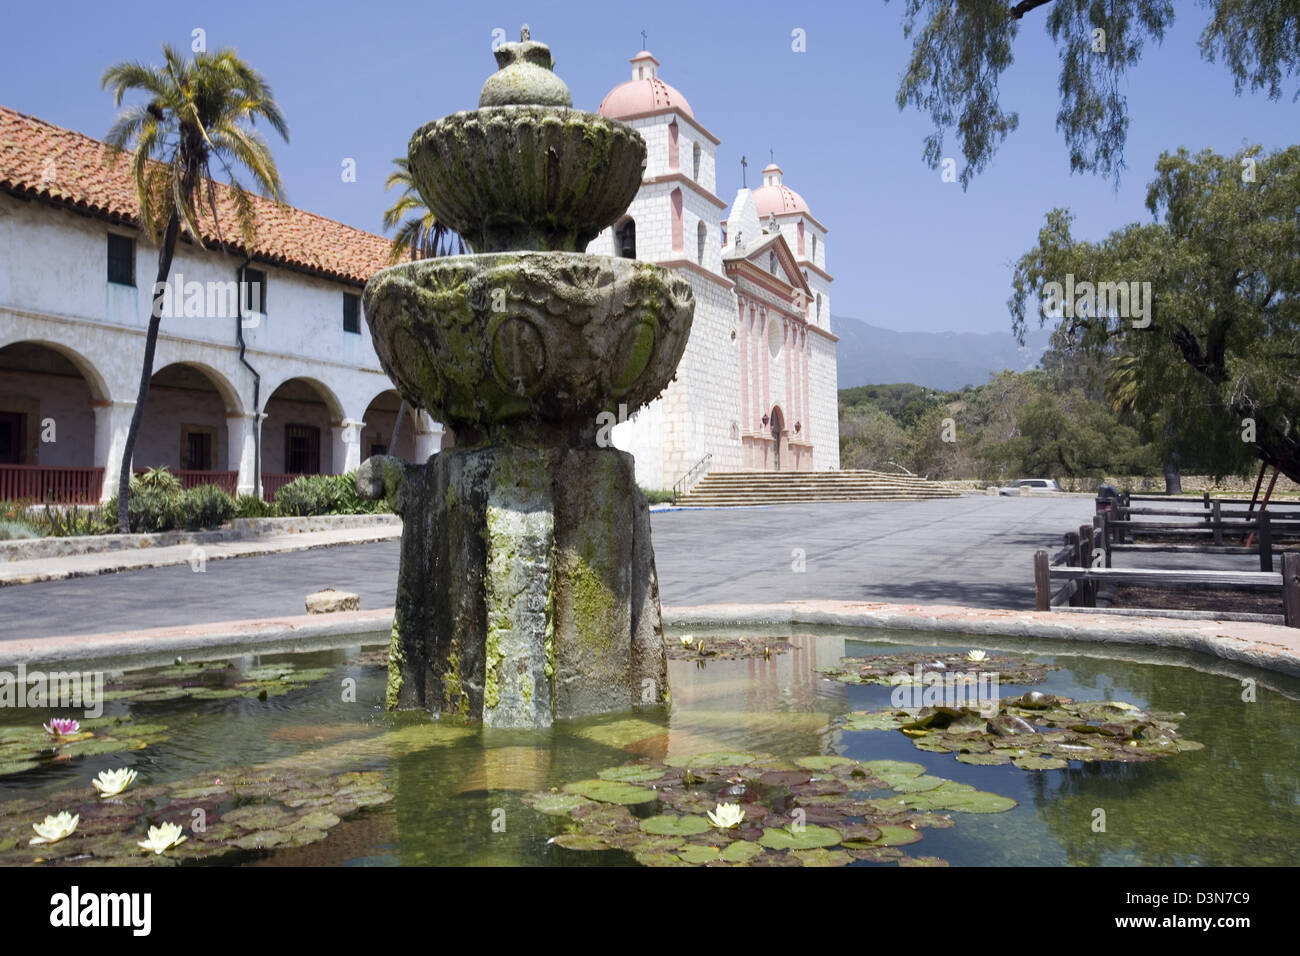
[102,45,288,533]
[380,159,463,453]
[381,157,462,264]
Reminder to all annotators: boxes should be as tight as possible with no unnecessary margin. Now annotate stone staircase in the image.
[674,470,964,507]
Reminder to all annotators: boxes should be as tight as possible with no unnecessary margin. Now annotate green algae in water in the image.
[2,632,1297,866]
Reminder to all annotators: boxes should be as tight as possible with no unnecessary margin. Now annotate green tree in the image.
[1009,144,1300,486]
[102,45,288,533]
[890,0,1299,187]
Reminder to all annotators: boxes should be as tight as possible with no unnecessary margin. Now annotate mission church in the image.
[587,50,840,491]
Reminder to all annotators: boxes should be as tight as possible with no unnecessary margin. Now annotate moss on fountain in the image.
[385,621,404,711]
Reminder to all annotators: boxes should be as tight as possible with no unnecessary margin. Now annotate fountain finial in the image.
[479,26,572,107]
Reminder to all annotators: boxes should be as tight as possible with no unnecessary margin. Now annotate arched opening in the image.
[812,234,818,262]
[0,341,104,502]
[615,217,636,259]
[668,120,679,171]
[768,251,777,275]
[262,377,341,496]
[670,188,683,254]
[362,390,416,461]
[136,362,241,493]
[770,405,785,471]
[697,221,707,265]
[692,141,702,181]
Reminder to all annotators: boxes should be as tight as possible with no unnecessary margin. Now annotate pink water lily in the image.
[43,718,80,736]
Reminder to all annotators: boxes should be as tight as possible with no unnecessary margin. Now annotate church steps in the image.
[675,470,963,506]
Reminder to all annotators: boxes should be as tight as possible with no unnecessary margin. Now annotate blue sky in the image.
[1,0,1294,334]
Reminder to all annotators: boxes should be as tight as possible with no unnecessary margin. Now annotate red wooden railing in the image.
[0,465,105,504]
[261,472,306,501]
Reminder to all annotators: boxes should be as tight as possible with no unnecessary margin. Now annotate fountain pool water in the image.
[1,627,1295,866]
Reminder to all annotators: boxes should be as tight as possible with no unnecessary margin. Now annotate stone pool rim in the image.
[3,601,1298,680]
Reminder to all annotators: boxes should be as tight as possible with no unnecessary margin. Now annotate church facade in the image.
[586,51,840,491]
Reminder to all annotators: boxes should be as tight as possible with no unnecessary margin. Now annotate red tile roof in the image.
[0,105,393,285]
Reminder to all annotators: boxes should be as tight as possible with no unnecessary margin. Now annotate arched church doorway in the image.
[770,405,784,471]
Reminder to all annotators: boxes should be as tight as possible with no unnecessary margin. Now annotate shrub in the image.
[135,466,183,495]
[102,488,181,533]
[178,484,235,530]
[234,493,275,519]
[0,520,38,540]
[640,487,676,505]
[273,474,342,517]
[332,471,391,515]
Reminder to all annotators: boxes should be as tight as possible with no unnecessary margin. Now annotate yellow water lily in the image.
[138,822,188,855]
[966,649,987,662]
[92,768,138,799]
[706,802,745,829]
[30,811,79,845]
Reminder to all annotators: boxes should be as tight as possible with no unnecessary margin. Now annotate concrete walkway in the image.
[0,496,1097,641]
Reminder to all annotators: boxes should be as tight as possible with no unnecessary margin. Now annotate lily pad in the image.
[561,779,659,805]
[890,774,947,793]
[793,755,857,771]
[955,752,1011,766]
[639,814,711,836]
[676,844,722,864]
[596,765,666,783]
[1012,756,1068,771]
[719,840,764,863]
[792,848,852,866]
[871,824,924,846]
[862,760,927,779]
[758,825,842,850]
[552,832,611,851]
[842,712,905,731]
[664,751,758,768]
[898,855,949,866]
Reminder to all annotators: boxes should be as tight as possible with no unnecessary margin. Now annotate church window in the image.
[697,221,707,265]
[668,121,679,170]
[816,293,822,322]
[693,142,701,181]
[768,251,776,275]
[616,218,636,259]
[812,234,818,261]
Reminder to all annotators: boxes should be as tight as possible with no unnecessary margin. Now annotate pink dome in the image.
[598,51,694,119]
[751,163,810,217]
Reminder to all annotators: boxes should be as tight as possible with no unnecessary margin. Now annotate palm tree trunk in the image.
[115,209,182,533]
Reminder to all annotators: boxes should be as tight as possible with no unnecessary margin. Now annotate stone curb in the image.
[4,600,1298,679]
[0,513,400,563]
[666,601,1300,679]
[0,525,402,586]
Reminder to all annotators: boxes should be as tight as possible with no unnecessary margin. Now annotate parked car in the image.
[998,478,1062,496]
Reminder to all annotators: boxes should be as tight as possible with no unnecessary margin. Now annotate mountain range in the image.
[831,315,1053,391]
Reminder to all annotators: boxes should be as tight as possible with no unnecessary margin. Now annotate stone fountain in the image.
[356,28,694,728]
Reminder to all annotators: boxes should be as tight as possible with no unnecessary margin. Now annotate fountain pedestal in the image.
[357,29,692,728]
[368,446,665,728]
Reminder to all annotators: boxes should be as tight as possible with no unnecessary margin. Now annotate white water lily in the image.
[680,635,695,646]
[92,768,138,798]
[30,811,79,845]
[706,802,745,829]
[966,649,987,662]
[138,822,188,855]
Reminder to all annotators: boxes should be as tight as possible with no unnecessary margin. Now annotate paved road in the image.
[7,494,1265,641]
